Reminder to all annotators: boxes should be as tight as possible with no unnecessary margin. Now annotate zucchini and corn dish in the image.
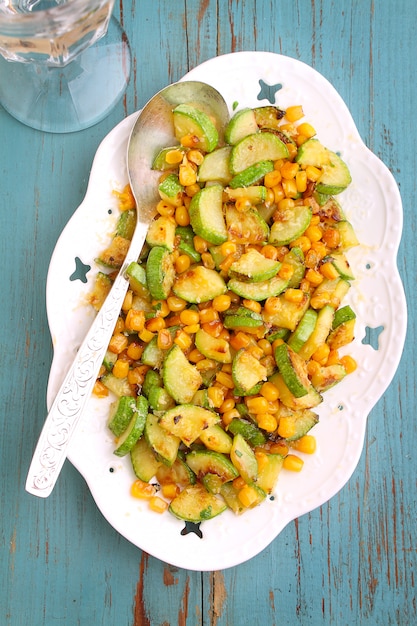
[89,99,359,523]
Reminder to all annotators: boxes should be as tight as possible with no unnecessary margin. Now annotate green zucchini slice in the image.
[194,328,232,363]
[145,412,180,467]
[296,138,352,194]
[113,399,147,457]
[287,308,318,353]
[227,273,288,301]
[186,450,239,483]
[230,132,289,174]
[146,215,176,250]
[232,349,268,393]
[225,107,259,145]
[225,204,269,244]
[108,395,139,437]
[169,483,227,522]
[158,173,184,207]
[189,184,227,245]
[298,305,335,361]
[145,245,175,299]
[274,343,311,398]
[198,146,232,184]
[159,404,219,447]
[173,104,219,153]
[262,292,310,331]
[227,418,266,447]
[173,265,227,303]
[230,434,258,483]
[228,248,281,282]
[269,205,312,246]
[256,452,284,493]
[229,160,274,188]
[198,424,233,454]
[163,344,203,404]
[130,436,162,482]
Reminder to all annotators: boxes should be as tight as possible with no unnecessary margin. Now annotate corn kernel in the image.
[179,161,197,186]
[174,330,192,351]
[175,205,190,226]
[260,381,280,402]
[233,476,246,490]
[291,435,317,454]
[161,483,180,500]
[261,244,279,261]
[167,295,187,312]
[201,252,216,269]
[112,358,130,379]
[220,241,237,257]
[290,236,311,254]
[146,316,166,332]
[212,294,232,312]
[238,484,259,508]
[175,254,191,274]
[305,268,324,286]
[215,371,234,389]
[270,441,289,456]
[108,332,129,354]
[93,380,109,398]
[264,169,282,187]
[138,328,155,343]
[340,354,358,374]
[131,479,157,499]
[126,341,143,361]
[312,343,331,365]
[305,165,322,182]
[157,328,173,350]
[320,261,340,280]
[179,308,200,326]
[156,200,175,216]
[242,299,262,314]
[193,235,208,253]
[285,105,304,122]
[222,408,240,425]
[256,413,278,432]
[280,161,299,180]
[304,224,322,243]
[149,496,169,514]
[229,331,251,351]
[207,386,225,408]
[246,396,269,414]
[277,416,297,439]
[198,307,219,324]
[296,122,316,139]
[295,170,308,193]
[283,454,304,472]
[284,288,305,303]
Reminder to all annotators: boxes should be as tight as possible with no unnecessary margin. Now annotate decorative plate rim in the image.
[45,52,407,571]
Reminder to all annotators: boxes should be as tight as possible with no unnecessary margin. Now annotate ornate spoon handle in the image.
[25,222,149,497]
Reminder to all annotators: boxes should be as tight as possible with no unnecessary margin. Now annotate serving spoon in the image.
[26,80,229,498]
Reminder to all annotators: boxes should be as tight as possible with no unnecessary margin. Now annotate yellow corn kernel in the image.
[222,408,240,425]
[138,328,155,343]
[273,183,286,204]
[112,358,130,379]
[174,330,192,351]
[310,241,328,259]
[212,294,232,312]
[283,454,304,472]
[179,161,197,186]
[229,331,251,351]
[254,449,269,472]
[108,332,129,354]
[271,338,285,352]
[127,341,144,361]
[179,308,200,326]
[165,149,184,165]
[235,196,251,211]
[320,261,340,280]
[238,484,259,508]
[128,364,149,386]
[93,380,109,398]
[219,397,236,413]
[221,363,232,374]
[232,476,247,491]
[193,235,209,253]
[280,161,299,180]
[326,349,340,366]
[122,289,133,313]
[157,328,173,350]
[305,268,324,286]
[125,309,146,333]
[256,413,278,432]
[277,197,295,211]
[307,359,321,377]
[295,169,308,193]
[161,483,180,500]
[242,299,262,314]
[290,235,311,254]
[264,169,282,187]
[291,435,317,454]
[246,396,269,414]
[187,348,204,364]
[114,317,125,334]
[218,253,236,272]
[175,254,191,274]
[215,371,234,389]
[304,224,322,243]
[285,105,304,122]
[207,386,225,408]
[305,165,322,182]
[310,292,331,309]
[131,479,157,499]
[247,344,264,360]
[322,227,341,249]
[277,416,297,439]
[286,143,298,160]
[185,183,201,198]
[278,262,295,281]
[156,199,175,216]
[340,355,358,374]
[284,288,305,303]
[167,295,187,312]
[260,381,280,402]
[175,205,190,226]
[198,307,219,324]
[113,184,136,211]
[201,251,216,269]
[149,496,169,514]
[146,316,166,333]
[258,338,273,356]
[312,343,331,365]
[296,122,316,139]
[220,241,237,257]
[183,323,200,334]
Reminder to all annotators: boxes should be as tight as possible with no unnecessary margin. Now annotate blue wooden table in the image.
[1,1,416,624]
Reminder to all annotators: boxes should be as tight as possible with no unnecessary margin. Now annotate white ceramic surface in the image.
[46,52,406,571]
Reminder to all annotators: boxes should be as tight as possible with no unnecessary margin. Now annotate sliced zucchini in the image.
[227,418,266,447]
[310,363,347,392]
[169,483,227,522]
[262,291,310,331]
[159,404,219,446]
[102,348,117,372]
[96,235,130,270]
[225,185,267,204]
[202,473,224,494]
[232,349,267,393]
[253,105,286,130]
[332,220,359,250]
[225,107,259,145]
[327,314,356,350]
[287,308,318,353]
[158,173,184,207]
[230,433,258,483]
[223,306,264,329]
[141,336,164,369]
[228,273,288,301]
[146,215,176,250]
[323,252,355,280]
[274,343,311,398]
[142,369,162,398]
[228,248,280,282]
[298,305,335,361]
[270,372,323,410]
[198,146,232,184]
[152,145,186,171]
[312,277,350,310]
[277,408,319,441]
[186,450,239,483]
[189,184,227,245]
[333,304,357,328]
[220,481,246,514]
[147,386,176,412]
[194,328,232,364]
[191,388,212,409]
[225,204,269,244]
[173,104,219,153]
[175,225,201,262]
[173,265,227,303]
[198,424,233,454]
[283,247,305,288]
[269,205,312,246]
[256,452,284,493]
[126,261,149,297]
[296,138,352,194]
[145,246,175,300]
[229,160,274,188]
[230,132,289,174]
[101,373,134,398]
[108,395,139,437]
[113,406,147,457]
[130,436,162,482]
[156,454,196,486]
[163,344,203,404]
[116,209,137,240]
[145,412,180,466]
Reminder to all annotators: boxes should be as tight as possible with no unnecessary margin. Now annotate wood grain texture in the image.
[1,1,416,624]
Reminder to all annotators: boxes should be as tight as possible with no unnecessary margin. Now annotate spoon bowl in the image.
[25,80,229,498]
